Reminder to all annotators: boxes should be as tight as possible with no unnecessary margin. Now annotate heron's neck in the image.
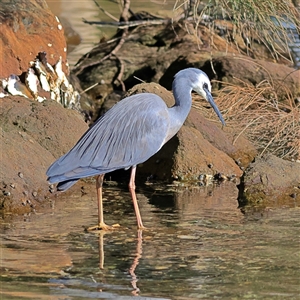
[171,76,193,121]
[165,77,193,140]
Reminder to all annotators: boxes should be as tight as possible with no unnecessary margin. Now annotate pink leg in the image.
[88,174,111,231]
[129,166,145,229]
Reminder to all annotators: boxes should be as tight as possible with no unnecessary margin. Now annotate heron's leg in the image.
[129,166,145,229]
[88,174,111,231]
[96,174,107,227]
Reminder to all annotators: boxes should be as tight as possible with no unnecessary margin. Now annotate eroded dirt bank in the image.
[0,97,87,213]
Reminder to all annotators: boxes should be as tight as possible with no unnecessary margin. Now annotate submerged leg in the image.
[88,174,111,231]
[129,166,145,229]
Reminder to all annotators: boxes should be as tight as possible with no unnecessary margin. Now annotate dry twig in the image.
[92,0,119,22]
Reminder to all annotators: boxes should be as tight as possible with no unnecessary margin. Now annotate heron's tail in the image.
[56,179,78,191]
[47,175,79,191]
[46,165,102,192]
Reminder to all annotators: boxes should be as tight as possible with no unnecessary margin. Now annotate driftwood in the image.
[74,0,170,82]
[82,18,170,29]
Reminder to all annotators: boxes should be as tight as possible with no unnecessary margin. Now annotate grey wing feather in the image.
[47,93,170,184]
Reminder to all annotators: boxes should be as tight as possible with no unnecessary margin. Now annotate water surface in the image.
[1,182,299,299]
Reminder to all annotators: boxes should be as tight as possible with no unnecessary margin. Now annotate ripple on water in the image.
[1,182,299,299]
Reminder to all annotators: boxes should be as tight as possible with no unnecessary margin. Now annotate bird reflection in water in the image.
[128,230,143,295]
[97,230,143,296]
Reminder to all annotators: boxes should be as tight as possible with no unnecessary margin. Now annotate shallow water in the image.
[1,182,299,299]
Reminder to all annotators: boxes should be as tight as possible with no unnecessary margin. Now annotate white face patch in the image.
[197,72,211,92]
[193,72,212,101]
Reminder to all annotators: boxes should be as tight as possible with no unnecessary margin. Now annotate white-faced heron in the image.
[46,68,225,230]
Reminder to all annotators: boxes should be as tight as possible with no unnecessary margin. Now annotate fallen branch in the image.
[82,18,170,29]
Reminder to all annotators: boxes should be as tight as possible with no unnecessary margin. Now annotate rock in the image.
[0,0,68,79]
[0,0,82,109]
[203,56,300,99]
[185,110,257,169]
[0,96,88,214]
[238,154,300,207]
[127,82,251,182]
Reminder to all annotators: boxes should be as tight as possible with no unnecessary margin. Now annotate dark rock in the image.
[186,109,257,169]
[238,154,300,207]
[73,22,240,102]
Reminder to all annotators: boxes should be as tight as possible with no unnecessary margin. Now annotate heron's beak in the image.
[204,88,225,126]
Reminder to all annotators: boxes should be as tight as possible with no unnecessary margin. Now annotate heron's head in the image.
[190,68,225,126]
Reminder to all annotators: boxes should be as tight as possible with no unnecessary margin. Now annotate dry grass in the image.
[193,79,300,160]
[173,0,300,63]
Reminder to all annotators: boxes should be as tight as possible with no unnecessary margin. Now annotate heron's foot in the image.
[137,225,147,230]
[87,222,120,231]
[87,223,110,231]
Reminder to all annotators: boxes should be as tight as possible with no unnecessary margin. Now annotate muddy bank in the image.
[0,96,87,213]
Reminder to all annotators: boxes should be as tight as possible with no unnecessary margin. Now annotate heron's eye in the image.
[203,83,208,90]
